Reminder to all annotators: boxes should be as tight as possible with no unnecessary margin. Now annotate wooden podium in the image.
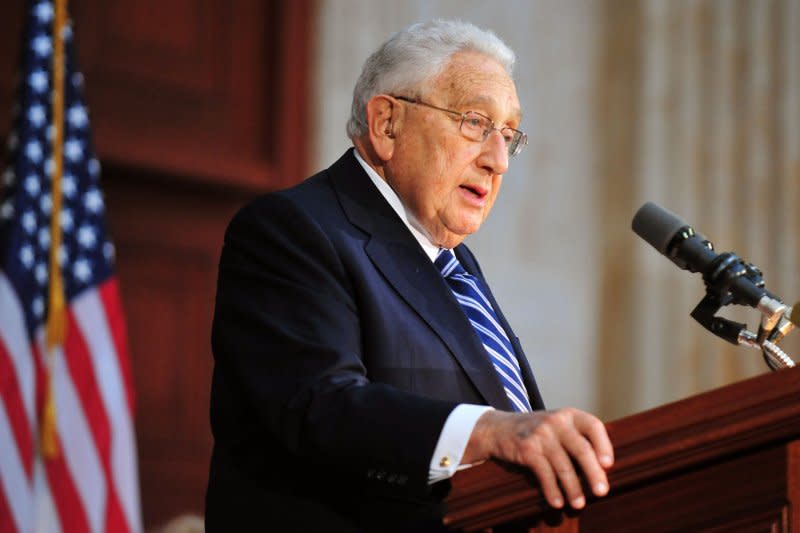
[445,366,800,532]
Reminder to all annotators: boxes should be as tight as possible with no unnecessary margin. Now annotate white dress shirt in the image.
[353,149,493,483]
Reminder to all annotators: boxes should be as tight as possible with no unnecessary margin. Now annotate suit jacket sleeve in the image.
[211,192,459,494]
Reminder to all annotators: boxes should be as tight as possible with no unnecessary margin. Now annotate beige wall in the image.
[596,0,800,418]
[313,0,800,420]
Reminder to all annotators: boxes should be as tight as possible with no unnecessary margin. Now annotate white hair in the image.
[346,19,516,139]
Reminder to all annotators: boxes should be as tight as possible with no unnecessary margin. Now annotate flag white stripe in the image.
[0,273,37,429]
[40,339,106,533]
[73,290,142,533]
[0,399,32,533]
[33,457,62,533]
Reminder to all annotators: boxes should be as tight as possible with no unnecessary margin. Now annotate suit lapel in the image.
[327,150,512,410]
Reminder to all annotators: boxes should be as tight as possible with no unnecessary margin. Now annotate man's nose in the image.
[477,129,509,175]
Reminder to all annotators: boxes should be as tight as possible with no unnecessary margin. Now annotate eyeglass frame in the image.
[390,95,528,157]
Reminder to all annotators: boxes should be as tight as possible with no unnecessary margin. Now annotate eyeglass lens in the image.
[460,112,525,157]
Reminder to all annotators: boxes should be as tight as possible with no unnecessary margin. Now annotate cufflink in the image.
[439,456,451,468]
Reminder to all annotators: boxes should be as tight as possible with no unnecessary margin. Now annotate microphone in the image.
[632,201,797,369]
[631,201,767,308]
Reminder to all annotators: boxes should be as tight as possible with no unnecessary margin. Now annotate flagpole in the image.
[42,0,68,458]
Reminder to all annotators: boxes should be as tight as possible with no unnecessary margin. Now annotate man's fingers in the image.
[564,412,612,497]
[527,454,564,509]
[562,434,609,498]
[574,411,615,469]
[542,446,587,509]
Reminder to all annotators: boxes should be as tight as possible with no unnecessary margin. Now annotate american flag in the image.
[0,2,142,532]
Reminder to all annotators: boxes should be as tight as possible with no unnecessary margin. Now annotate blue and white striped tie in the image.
[435,249,532,412]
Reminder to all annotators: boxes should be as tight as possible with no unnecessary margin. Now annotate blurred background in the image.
[1,0,798,529]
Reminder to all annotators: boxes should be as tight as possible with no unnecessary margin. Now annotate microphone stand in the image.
[688,251,796,370]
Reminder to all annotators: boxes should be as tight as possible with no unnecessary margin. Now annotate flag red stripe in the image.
[98,279,135,414]
[0,339,34,480]
[104,489,129,533]
[31,344,92,530]
[74,287,141,532]
[0,476,20,533]
[43,441,91,533]
[63,309,130,533]
[31,341,91,533]
[64,311,111,464]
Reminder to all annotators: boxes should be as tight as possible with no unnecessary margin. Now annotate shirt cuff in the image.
[428,404,494,484]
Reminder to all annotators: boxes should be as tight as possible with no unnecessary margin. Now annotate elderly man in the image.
[205,20,613,531]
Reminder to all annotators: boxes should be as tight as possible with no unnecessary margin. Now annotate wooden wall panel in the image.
[0,2,25,125]
[2,0,311,190]
[77,0,307,190]
[105,171,249,527]
[1,0,314,528]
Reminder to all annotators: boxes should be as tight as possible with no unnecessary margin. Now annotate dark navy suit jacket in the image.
[205,149,544,531]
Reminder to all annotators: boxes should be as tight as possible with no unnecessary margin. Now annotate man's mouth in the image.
[460,184,488,199]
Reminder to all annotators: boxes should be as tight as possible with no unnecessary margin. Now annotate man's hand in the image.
[462,409,614,510]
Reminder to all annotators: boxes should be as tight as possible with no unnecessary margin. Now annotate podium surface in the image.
[445,366,800,531]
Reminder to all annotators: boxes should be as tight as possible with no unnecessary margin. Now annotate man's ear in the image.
[366,95,401,161]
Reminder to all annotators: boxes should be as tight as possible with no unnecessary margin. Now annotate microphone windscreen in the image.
[632,202,689,254]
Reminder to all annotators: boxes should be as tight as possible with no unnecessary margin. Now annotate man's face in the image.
[385,51,521,249]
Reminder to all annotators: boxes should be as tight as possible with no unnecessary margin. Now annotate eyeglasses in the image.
[392,95,528,157]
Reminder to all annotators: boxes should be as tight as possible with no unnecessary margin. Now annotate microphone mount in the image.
[684,238,795,371]
[634,202,797,371]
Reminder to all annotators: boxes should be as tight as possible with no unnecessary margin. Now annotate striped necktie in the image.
[435,249,532,412]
